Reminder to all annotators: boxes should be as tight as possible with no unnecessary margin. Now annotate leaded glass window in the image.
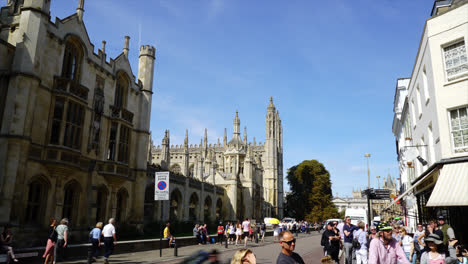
[444,41,468,80]
[450,107,468,152]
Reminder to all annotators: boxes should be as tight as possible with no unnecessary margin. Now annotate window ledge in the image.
[425,98,430,106]
[444,75,468,86]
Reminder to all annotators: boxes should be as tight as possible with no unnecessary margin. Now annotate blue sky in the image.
[45,0,432,197]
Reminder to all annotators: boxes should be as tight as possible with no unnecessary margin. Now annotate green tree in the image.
[284,160,339,222]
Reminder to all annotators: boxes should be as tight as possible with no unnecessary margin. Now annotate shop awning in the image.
[426,162,468,207]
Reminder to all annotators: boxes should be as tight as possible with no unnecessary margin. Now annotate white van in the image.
[345,208,368,229]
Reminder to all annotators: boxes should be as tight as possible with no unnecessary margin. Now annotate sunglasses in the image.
[282,239,296,245]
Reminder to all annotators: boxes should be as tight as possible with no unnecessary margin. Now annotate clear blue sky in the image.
[45,0,432,197]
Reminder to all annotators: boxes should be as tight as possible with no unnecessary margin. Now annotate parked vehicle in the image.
[345,208,368,230]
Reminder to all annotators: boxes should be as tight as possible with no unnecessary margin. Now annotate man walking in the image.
[242,218,251,248]
[102,218,117,264]
[368,222,409,264]
[276,231,305,264]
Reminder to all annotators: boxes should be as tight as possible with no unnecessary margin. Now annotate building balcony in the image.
[109,105,134,124]
[53,77,89,102]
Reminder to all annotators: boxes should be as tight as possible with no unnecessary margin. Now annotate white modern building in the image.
[390,0,468,239]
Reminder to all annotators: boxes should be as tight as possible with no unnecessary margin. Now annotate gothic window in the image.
[204,196,212,221]
[450,107,468,152]
[216,199,222,220]
[444,40,468,80]
[63,101,84,149]
[107,123,118,160]
[144,185,154,222]
[62,40,82,81]
[189,193,199,221]
[189,164,194,177]
[114,73,128,108]
[25,179,47,223]
[117,125,130,163]
[50,97,65,145]
[170,189,181,221]
[171,164,181,174]
[116,188,128,223]
[95,186,108,222]
[62,181,81,224]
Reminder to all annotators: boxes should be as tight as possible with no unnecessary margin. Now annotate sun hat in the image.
[377,222,392,232]
[425,233,443,245]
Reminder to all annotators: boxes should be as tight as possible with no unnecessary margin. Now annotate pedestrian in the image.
[43,218,57,264]
[343,216,356,264]
[413,223,425,262]
[420,233,457,264]
[217,222,225,244]
[393,225,402,246]
[194,224,202,245]
[321,222,341,264]
[89,222,103,262]
[429,220,444,240]
[202,224,208,244]
[242,218,251,247]
[368,222,409,264]
[454,243,468,264]
[401,227,415,264]
[1,225,18,263]
[438,216,455,246]
[260,222,266,242]
[229,222,236,244]
[164,223,175,247]
[235,221,242,246]
[353,221,368,264]
[276,230,305,264]
[230,248,256,264]
[102,218,117,264]
[54,218,69,263]
[368,225,378,240]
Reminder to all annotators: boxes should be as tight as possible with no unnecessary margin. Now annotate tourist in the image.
[164,222,174,247]
[273,224,280,242]
[368,225,378,240]
[368,222,409,264]
[202,224,209,244]
[242,218,251,247]
[343,216,356,264]
[353,221,368,264]
[217,222,225,244]
[438,216,455,246]
[393,225,402,246]
[229,222,236,244]
[276,230,305,264]
[43,218,57,264]
[235,221,242,246]
[401,227,415,264]
[413,223,425,262]
[230,248,256,264]
[102,218,117,264]
[420,233,457,264]
[321,222,341,263]
[429,220,444,239]
[1,225,18,263]
[193,224,201,245]
[260,221,266,242]
[54,218,69,263]
[454,243,468,264]
[89,222,103,262]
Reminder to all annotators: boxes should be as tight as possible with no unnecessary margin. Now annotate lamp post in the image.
[376,175,381,189]
[364,153,372,228]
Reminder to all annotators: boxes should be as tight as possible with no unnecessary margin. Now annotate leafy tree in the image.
[284,160,339,222]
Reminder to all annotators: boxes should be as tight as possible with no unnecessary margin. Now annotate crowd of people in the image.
[320,215,467,264]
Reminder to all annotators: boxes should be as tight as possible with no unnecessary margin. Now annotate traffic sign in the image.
[154,172,169,200]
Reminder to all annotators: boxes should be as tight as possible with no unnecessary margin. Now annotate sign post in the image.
[154,171,169,257]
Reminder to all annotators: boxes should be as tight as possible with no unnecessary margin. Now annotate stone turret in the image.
[76,0,84,22]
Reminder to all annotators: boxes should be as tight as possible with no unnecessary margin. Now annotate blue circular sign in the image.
[157,181,167,191]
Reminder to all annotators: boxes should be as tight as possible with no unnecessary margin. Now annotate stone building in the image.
[0,0,155,240]
[150,98,284,221]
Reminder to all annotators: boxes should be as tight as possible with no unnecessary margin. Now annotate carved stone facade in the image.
[0,0,154,243]
[150,98,284,221]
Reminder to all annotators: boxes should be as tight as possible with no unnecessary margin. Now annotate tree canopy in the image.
[284,160,339,222]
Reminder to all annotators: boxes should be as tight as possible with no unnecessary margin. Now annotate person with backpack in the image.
[217,222,225,244]
[353,221,368,264]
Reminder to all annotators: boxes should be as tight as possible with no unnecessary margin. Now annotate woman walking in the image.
[43,218,57,264]
[89,222,103,261]
[235,221,242,246]
[54,218,69,263]
[1,225,18,263]
[401,228,415,264]
[229,222,236,244]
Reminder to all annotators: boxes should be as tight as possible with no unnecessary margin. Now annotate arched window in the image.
[144,185,154,222]
[25,178,48,223]
[116,188,128,223]
[170,189,182,221]
[95,185,108,222]
[62,180,81,224]
[171,164,181,175]
[189,164,194,177]
[189,193,199,221]
[114,73,129,108]
[216,198,222,220]
[61,38,83,81]
[204,196,212,221]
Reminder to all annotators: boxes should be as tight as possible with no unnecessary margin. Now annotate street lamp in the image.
[364,153,371,228]
[376,175,381,189]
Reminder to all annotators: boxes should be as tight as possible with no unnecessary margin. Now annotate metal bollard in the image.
[174,243,178,256]
[255,233,258,243]
[225,237,228,248]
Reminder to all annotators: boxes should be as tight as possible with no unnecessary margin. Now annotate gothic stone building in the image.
[150,98,284,221]
[0,0,155,239]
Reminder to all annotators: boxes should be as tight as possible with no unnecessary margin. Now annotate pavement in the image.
[32,231,325,264]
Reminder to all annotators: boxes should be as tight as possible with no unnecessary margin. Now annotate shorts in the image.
[260,230,265,236]
[229,234,235,239]
[243,232,249,238]
[165,236,172,240]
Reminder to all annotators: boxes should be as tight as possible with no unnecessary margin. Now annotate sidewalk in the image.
[46,232,320,264]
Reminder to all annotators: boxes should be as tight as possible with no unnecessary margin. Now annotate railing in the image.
[54,77,89,101]
[110,105,134,124]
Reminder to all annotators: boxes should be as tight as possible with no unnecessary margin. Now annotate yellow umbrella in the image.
[268,218,280,225]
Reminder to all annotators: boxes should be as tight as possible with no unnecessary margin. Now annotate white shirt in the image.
[102,224,116,237]
[402,235,413,253]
